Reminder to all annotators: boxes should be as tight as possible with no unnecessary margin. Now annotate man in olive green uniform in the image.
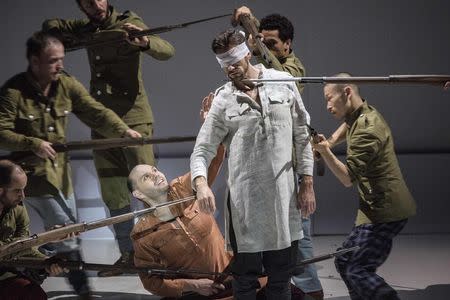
[231,7,323,299]
[42,0,175,272]
[0,160,64,299]
[0,31,140,297]
[313,73,416,300]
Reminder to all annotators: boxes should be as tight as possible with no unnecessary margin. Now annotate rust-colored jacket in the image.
[131,146,231,298]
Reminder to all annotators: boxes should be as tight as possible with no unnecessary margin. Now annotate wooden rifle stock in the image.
[0,196,195,259]
[238,14,274,67]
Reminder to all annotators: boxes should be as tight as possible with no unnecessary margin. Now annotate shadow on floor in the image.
[328,284,450,300]
[47,291,160,300]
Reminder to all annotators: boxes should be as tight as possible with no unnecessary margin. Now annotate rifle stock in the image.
[238,14,274,67]
[0,196,195,259]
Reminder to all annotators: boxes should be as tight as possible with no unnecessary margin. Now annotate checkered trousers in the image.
[334,219,408,300]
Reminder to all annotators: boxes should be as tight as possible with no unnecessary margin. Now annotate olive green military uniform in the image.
[43,5,175,256]
[0,205,45,281]
[0,71,129,200]
[43,6,175,212]
[345,101,416,225]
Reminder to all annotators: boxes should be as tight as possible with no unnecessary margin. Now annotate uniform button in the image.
[123,91,128,96]
[95,55,101,60]
[48,126,55,132]
[64,110,69,115]
[45,107,51,113]
[97,90,102,95]
[28,115,34,120]
[96,73,101,78]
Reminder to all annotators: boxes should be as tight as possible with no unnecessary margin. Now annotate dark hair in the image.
[26,31,63,60]
[0,160,24,188]
[259,14,294,42]
[211,28,246,54]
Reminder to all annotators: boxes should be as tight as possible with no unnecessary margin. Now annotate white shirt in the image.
[191,64,313,252]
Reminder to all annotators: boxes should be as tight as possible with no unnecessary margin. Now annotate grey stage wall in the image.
[1,0,449,236]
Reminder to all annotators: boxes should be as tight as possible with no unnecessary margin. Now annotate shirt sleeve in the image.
[126,12,175,60]
[289,81,314,176]
[190,89,229,188]
[346,128,382,183]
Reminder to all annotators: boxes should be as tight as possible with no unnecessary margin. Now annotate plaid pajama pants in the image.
[335,219,408,300]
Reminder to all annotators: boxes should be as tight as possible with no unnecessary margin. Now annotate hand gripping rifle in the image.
[306,125,325,176]
[243,74,450,86]
[66,14,231,51]
[237,14,274,68]
[6,135,196,165]
[0,196,196,259]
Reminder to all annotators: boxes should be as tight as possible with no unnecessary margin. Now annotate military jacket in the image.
[345,101,416,225]
[43,6,175,125]
[0,205,45,281]
[0,71,129,197]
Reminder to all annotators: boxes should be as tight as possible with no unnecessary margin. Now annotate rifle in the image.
[306,125,325,177]
[66,14,231,51]
[296,246,359,267]
[0,196,196,259]
[4,135,196,164]
[0,257,221,278]
[243,74,450,86]
[0,246,358,276]
[237,14,274,68]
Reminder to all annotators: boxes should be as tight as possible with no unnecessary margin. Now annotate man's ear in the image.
[284,39,292,52]
[344,86,352,97]
[29,55,39,70]
[132,190,144,200]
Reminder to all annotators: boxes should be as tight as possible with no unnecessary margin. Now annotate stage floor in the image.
[42,234,450,299]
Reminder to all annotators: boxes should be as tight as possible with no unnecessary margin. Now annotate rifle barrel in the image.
[52,135,196,152]
[245,75,450,85]
[66,14,231,51]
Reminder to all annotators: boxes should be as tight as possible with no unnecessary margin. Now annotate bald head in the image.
[128,165,169,204]
[324,72,360,96]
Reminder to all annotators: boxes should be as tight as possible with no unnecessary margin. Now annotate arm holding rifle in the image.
[232,7,306,87]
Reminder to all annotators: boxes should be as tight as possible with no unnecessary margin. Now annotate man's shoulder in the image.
[1,73,27,92]
[10,205,29,219]
[118,10,143,22]
[213,83,234,98]
[352,105,389,140]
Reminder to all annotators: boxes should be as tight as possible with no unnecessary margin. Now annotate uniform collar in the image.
[278,49,294,65]
[24,69,59,98]
[345,100,369,127]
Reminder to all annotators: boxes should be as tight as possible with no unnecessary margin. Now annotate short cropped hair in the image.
[211,28,246,54]
[259,14,294,42]
[26,31,63,60]
[0,160,25,188]
[326,72,360,94]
